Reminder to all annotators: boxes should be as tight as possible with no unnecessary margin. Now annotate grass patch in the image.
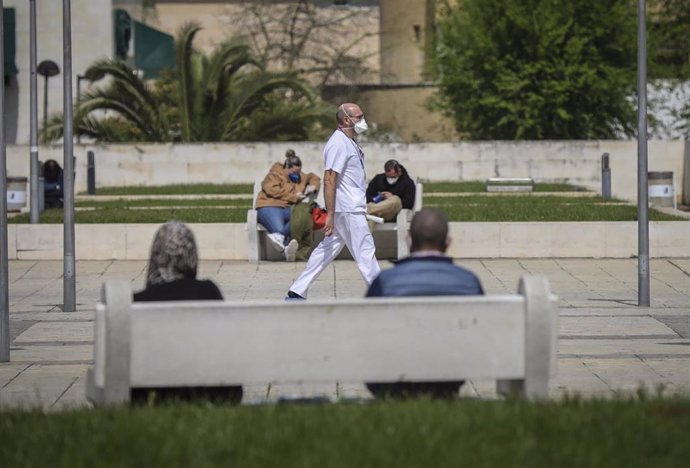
[12,183,685,223]
[425,195,684,222]
[84,183,254,196]
[74,198,251,209]
[1,398,689,468]
[84,181,578,196]
[9,195,684,223]
[9,207,249,224]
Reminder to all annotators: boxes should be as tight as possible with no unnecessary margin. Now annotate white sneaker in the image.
[284,239,299,262]
[266,232,285,251]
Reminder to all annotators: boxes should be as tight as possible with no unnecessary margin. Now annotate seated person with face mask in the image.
[365,160,416,228]
[255,150,321,261]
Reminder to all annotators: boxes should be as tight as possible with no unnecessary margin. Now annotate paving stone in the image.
[0,364,87,409]
[559,338,690,357]
[14,322,93,343]
[560,316,678,338]
[0,363,30,387]
[550,358,611,397]
[654,315,690,338]
[9,345,93,363]
[581,358,669,393]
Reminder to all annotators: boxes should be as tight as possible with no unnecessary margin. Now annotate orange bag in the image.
[312,207,328,230]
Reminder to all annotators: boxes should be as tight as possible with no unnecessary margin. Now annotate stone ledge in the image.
[5,221,690,260]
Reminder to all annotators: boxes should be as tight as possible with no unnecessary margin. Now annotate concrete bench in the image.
[246,181,423,262]
[85,276,559,405]
[486,177,534,192]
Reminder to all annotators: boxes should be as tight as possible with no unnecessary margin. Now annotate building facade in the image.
[3,0,113,144]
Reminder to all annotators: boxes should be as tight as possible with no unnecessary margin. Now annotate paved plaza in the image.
[1,257,689,409]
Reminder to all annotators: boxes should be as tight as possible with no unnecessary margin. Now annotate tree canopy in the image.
[44,23,330,143]
[433,0,638,140]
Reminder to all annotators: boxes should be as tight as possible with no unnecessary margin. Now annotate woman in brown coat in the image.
[256,150,321,261]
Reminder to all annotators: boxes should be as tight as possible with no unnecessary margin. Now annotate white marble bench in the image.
[85,276,559,405]
[246,181,423,261]
[486,177,534,192]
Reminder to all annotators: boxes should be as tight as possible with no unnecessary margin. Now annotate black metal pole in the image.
[601,153,611,200]
[43,75,48,135]
[76,75,84,145]
[1,1,11,361]
[87,151,96,194]
[637,0,650,307]
[30,0,40,223]
[63,0,76,311]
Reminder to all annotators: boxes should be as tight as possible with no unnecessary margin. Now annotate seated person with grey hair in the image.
[365,208,484,399]
[133,221,241,403]
[134,221,223,302]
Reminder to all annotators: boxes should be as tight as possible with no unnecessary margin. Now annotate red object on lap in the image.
[312,208,327,230]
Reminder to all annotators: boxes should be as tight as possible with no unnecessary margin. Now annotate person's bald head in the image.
[336,103,363,126]
[409,208,451,253]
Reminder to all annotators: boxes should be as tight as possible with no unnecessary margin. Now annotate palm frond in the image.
[222,72,315,140]
[176,22,202,142]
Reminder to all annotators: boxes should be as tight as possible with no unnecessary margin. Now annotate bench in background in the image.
[486,177,534,192]
[86,276,559,405]
[247,181,423,262]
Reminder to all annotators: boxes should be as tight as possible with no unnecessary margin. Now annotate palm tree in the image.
[43,23,329,143]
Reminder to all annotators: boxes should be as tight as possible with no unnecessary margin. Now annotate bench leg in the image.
[247,209,260,262]
[520,276,556,399]
[396,210,409,259]
[102,281,134,405]
[498,276,557,400]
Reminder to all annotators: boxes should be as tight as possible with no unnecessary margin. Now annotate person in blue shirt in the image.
[365,207,484,399]
[366,208,483,298]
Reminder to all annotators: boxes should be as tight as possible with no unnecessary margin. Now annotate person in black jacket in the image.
[134,221,223,302]
[366,160,416,226]
[132,221,242,404]
[43,159,64,209]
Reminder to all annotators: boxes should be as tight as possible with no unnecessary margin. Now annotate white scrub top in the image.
[323,130,367,213]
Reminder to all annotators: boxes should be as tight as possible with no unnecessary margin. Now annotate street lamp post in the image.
[29,0,40,224]
[63,0,76,312]
[37,60,60,136]
[1,0,10,362]
[637,0,650,307]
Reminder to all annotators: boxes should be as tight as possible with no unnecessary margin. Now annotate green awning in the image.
[112,9,175,79]
[133,20,175,78]
[3,7,18,76]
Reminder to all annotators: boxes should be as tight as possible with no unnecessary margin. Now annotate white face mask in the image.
[386,177,399,185]
[354,117,368,134]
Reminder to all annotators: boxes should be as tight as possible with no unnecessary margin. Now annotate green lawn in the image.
[86,183,254,195]
[81,181,580,195]
[425,195,684,222]
[1,398,688,468]
[9,182,683,223]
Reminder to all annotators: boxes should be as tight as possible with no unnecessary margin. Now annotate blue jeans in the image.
[257,206,291,243]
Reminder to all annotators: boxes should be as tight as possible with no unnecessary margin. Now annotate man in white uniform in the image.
[286,103,381,299]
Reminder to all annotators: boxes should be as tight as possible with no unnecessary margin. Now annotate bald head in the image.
[336,103,362,125]
[409,208,450,253]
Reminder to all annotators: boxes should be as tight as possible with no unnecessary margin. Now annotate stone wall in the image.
[5,140,687,203]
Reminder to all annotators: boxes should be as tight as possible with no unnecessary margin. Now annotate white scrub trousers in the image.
[289,212,380,298]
